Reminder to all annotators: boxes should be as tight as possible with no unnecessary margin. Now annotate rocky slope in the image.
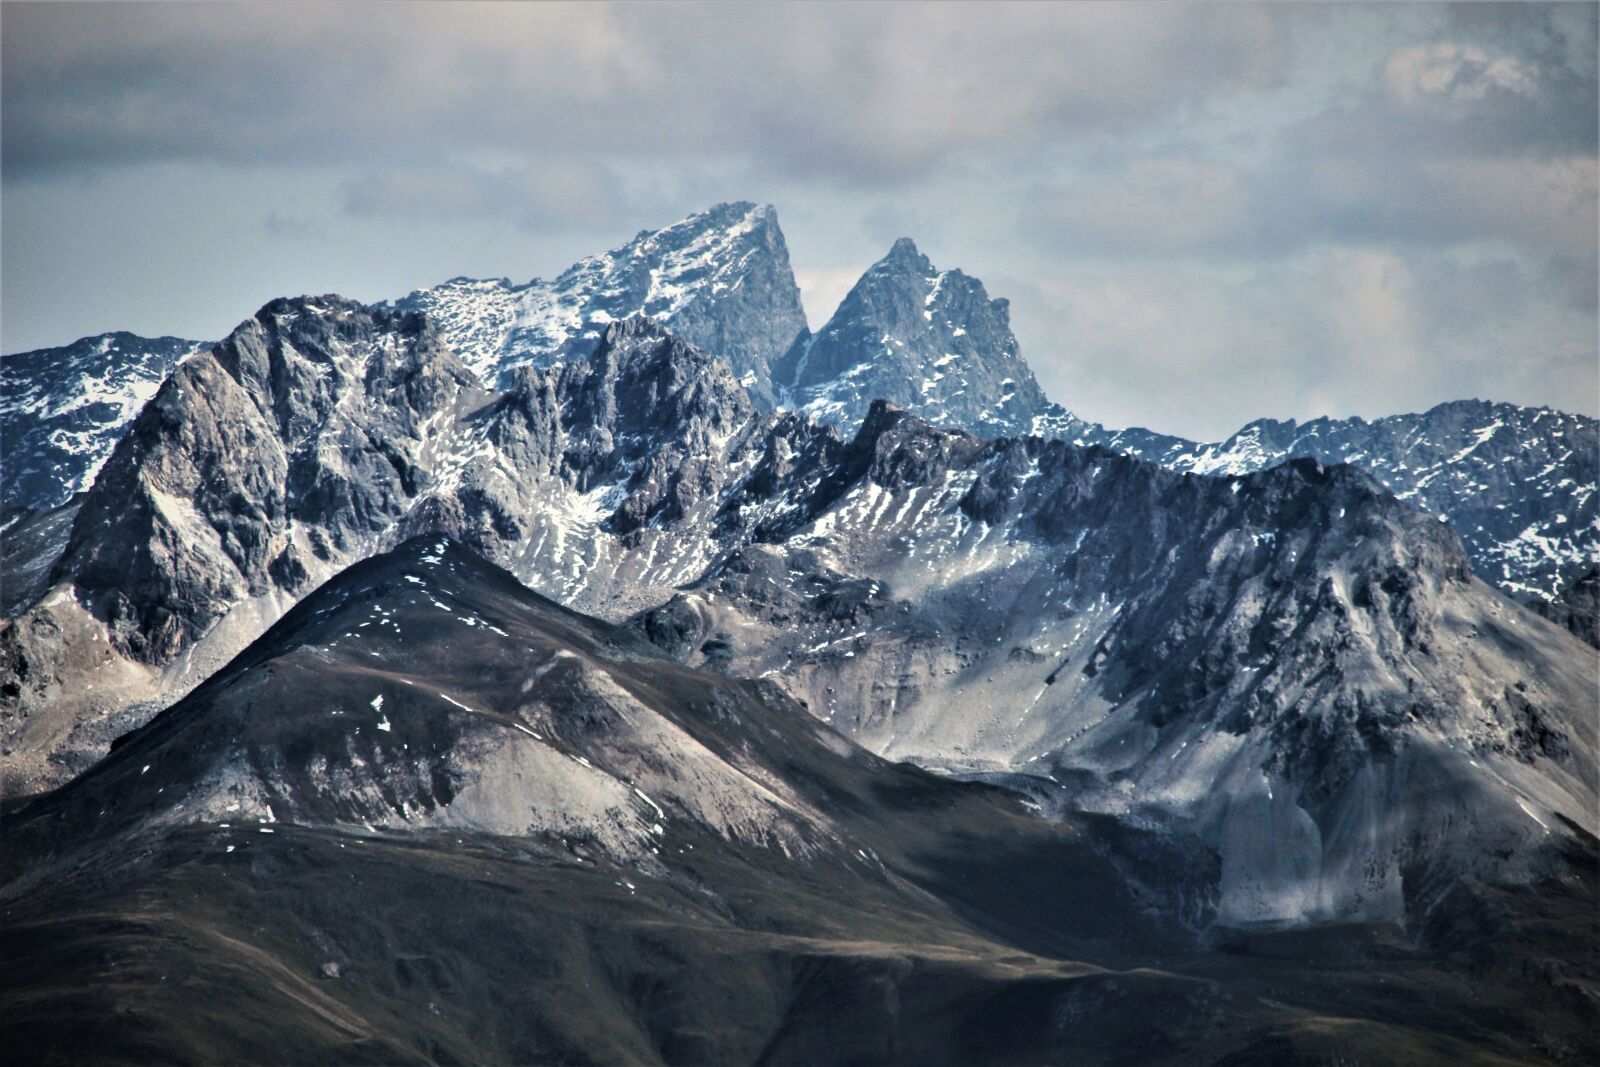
[0,332,206,514]
[775,237,1053,436]
[394,201,808,404]
[4,537,1593,1066]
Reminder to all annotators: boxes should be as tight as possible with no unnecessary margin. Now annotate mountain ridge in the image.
[393,201,809,405]
[3,204,1591,608]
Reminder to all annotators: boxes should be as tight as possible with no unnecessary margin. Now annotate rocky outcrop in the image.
[1529,566,1600,648]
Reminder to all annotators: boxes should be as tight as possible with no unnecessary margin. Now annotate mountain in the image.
[394,201,808,404]
[4,536,1594,1065]
[0,307,784,795]
[760,242,1593,610]
[4,305,1591,937]
[775,237,1053,436]
[1068,402,1599,603]
[629,400,1597,924]
[0,205,804,518]
[1,296,482,795]
[4,209,1588,610]
[0,332,206,514]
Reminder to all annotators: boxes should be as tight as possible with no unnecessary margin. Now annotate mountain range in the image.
[2,202,1596,1064]
[2,298,1591,925]
[3,203,1593,610]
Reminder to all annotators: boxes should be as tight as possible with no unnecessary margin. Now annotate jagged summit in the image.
[775,238,1052,437]
[396,201,808,404]
[884,235,924,260]
[5,205,1590,607]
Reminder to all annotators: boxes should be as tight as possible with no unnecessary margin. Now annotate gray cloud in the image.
[339,161,636,232]
[1024,9,1597,262]
[2,2,1594,439]
[2,2,1296,184]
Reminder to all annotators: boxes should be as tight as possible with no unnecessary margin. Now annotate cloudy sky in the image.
[3,1,1595,439]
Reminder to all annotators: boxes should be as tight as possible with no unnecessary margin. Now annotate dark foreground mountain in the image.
[4,538,1594,1066]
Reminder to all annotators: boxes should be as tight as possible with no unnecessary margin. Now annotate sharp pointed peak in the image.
[886,236,924,260]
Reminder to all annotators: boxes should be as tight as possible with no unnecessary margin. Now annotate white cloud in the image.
[1382,42,1539,113]
[2,2,1593,439]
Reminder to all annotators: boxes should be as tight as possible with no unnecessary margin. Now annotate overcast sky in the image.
[3,2,1595,439]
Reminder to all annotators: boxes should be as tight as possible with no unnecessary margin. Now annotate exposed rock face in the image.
[395,201,808,405]
[1060,400,1599,602]
[1529,566,1600,648]
[58,297,476,663]
[1,297,482,794]
[0,309,774,794]
[1,332,206,513]
[776,238,1052,435]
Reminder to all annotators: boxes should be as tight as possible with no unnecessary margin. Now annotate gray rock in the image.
[1059,400,1599,601]
[775,238,1051,435]
[1528,566,1599,648]
[395,201,808,406]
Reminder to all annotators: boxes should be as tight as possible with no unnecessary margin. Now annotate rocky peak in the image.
[51,296,477,664]
[396,202,808,406]
[883,236,926,263]
[776,240,1052,437]
[578,316,754,442]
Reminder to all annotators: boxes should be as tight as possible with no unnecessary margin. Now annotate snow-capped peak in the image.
[395,201,806,403]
